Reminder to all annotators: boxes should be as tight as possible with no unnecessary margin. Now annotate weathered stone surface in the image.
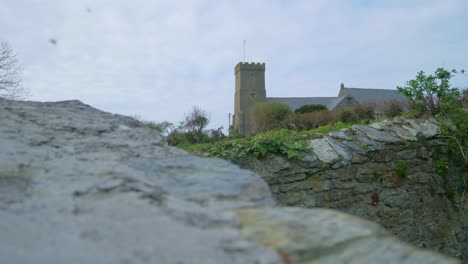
[356,136,382,150]
[342,140,368,155]
[402,119,440,139]
[238,115,467,262]
[310,138,339,163]
[1,98,459,264]
[235,208,458,264]
[0,99,278,264]
[324,136,353,160]
[371,120,418,141]
[397,149,417,160]
[329,130,352,140]
[352,125,402,143]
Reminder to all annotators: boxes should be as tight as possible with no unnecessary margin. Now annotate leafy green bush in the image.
[398,68,466,166]
[397,68,461,115]
[200,129,313,160]
[294,104,328,114]
[251,102,291,133]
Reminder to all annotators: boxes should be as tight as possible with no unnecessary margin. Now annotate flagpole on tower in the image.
[243,40,246,62]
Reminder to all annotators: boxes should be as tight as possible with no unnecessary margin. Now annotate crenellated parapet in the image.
[235,62,266,73]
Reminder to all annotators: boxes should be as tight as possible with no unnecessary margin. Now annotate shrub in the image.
[208,126,226,141]
[294,104,328,114]
[397,68,461,115]
[145,121,174,135]
[167,127,228,146]
[184,106,209,135]
[251,102,291,133]
[167,106,211,145]
[337,108,358,123]
[353,104,375,121]
[284,111,333,131]
[167,129,186,145]
[383,100,405,118]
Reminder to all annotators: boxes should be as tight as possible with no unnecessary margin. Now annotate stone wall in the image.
[237,118,467,262]
[0,98,462,263]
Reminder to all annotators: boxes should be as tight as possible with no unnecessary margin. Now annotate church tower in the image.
[233,62,266,134]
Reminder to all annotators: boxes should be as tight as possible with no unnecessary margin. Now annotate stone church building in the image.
[232,62,407,134]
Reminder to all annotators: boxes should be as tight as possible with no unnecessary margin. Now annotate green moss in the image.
[404,141,413,148]
[436,159,449,176]
[308,177,323,191]
[395,160,407,178]
[358,142,371,152]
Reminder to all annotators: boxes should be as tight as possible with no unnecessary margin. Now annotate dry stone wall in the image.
[237,118,467,262]
[0,98,462,264]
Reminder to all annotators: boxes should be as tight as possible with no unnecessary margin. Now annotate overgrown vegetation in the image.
[162,94,390,160]
[251,102,291,133]
[255,103,377,132]
[201,129,313,160]
[397,68,466,163]
[141,106,227,146]
[180,122,352,161]
[397,68,461,115]
[397,67,467,211]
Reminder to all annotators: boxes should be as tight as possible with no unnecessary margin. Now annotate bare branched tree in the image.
[0,41,28,99]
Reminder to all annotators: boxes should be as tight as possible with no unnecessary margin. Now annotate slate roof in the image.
[266,96,347,110]
[339,87,407,104]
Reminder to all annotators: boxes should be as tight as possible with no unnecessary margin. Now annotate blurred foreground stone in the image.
[0,99,459,264]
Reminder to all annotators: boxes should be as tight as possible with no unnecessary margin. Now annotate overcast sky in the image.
[1,0,467,130]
